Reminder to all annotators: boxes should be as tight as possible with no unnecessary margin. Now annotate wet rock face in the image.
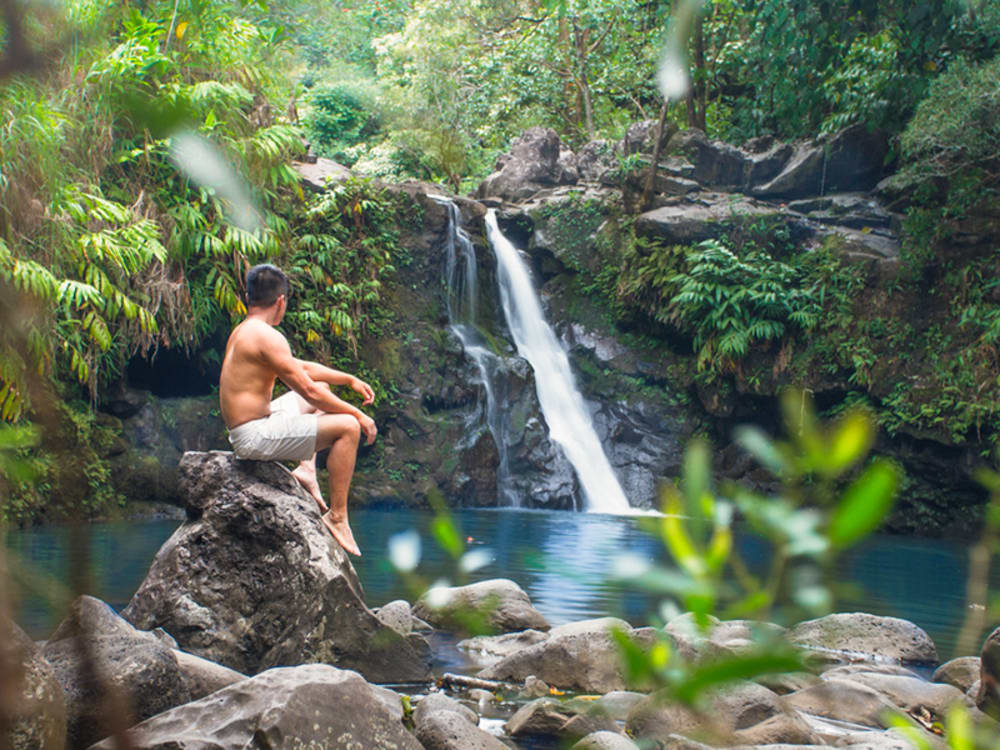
[122,451,432,683]
[89,664,422,750]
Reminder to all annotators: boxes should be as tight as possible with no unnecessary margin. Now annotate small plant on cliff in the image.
[667,240,822,372]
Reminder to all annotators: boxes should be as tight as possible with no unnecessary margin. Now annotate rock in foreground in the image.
[122,451,431,682]
[2,619,66,750]
[413,578,550,634]
[89,664,421,750]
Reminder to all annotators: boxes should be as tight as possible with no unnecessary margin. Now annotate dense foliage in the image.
[2,0,1000,523]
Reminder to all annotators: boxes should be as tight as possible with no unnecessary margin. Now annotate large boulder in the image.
[933,656,980,693]
[788,612,938,665]
[415,710,508,750]
[479,618,654,693]
[122,451,431,682]
[1,619,66,750]
[41,595,245,749]
[89,664,422,750]
[668,129,747,190]
[478,127,575,201]
[978,625,1000,719]
[413,578,550,634]
[625,681,787,746]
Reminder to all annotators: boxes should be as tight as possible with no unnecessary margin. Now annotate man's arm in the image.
[260,329,365,419]
[297,359,374,405]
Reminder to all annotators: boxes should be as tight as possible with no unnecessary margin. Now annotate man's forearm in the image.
[297,382,363,419]
[299,359,354,387]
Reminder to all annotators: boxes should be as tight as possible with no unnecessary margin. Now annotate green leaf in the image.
[828,459,900,549]
[431,515,464,559]
[733,425,786,476]
[821,410,874,476]
[671,648,805,703]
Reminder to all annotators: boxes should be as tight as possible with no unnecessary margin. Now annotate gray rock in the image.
[838,672,969,718]
[122,451,431,682]
[979,625,1000,719]
[754,671,820,695]
[784,677,901,728]
[89,664,422,750]
[505,697,574,738]
[2,619,66,750]
[480,620,653,693]
[822,123,890,193]
[933,656,980,693]
[458,629,550,667]
[668,128,747,190]
[413,692,479,728]
[635,195,788,246]
[577,140,617,183]
[478,128,573,201]
[789,612,938,665]
[170,649,246,699]
[415,710,508,750]
[729,711,821,745]
[596,690,645,720]
[44,629,191,749]
[572,731,641,750]
[627,681,786,744]
[623,119,675,156]
[413,578,550,634]
[293,156,351,192]
[376,599,414,636]
[752,141,826,198]
[41,595,244,748]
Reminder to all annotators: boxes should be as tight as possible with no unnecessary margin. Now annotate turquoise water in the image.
[4,507,992,661]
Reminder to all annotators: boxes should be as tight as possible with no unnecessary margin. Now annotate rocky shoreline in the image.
[5,451,1000,749]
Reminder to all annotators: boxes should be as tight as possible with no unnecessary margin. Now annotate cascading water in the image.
[433,196,516,505]
[484,210,631,514]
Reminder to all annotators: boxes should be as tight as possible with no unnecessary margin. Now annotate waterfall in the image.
[484,210,631,514]
[433,196,516,505]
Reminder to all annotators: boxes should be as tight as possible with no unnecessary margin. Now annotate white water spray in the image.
[485,210,631,514]
[432,196,516,505]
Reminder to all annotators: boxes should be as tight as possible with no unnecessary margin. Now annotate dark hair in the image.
[246,264,290,308]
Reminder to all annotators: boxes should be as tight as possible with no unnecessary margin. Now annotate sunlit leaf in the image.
[822,410,874,476]
[671,649,805,704]
[828,459,900,549]
[734,425,786,476]
[432,515,464,559]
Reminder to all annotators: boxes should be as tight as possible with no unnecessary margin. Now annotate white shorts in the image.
[228,392,318,462]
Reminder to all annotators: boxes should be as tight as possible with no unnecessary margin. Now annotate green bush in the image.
[302,83,381,164]
[901,55,1000,177]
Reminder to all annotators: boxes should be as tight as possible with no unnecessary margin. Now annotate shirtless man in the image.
[219,264,376,556]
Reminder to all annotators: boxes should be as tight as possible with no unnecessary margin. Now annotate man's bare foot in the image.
[292,466,327,513]
[322,512,361,557]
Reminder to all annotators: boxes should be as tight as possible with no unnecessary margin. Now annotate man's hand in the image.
[357,413,377,445]
[351,377,375,406]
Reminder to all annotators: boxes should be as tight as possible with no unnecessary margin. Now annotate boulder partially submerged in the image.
[89,664,420,750]
[122,451,431,683]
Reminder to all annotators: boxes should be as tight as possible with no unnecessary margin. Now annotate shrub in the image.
[302,82,380,164]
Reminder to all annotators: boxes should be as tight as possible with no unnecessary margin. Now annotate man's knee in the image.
[344,417,361,443]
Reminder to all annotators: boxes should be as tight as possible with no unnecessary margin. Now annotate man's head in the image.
[246,264,290,311]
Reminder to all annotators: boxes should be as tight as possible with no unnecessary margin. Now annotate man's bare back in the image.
[219,318,286,428]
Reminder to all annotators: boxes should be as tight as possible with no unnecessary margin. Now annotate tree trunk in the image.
[641,100,671,212]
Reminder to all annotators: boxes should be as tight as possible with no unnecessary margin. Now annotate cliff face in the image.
[111,123,997,535]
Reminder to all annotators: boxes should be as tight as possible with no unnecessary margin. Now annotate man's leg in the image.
[314,413,363,556]
[276,393,327,513]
